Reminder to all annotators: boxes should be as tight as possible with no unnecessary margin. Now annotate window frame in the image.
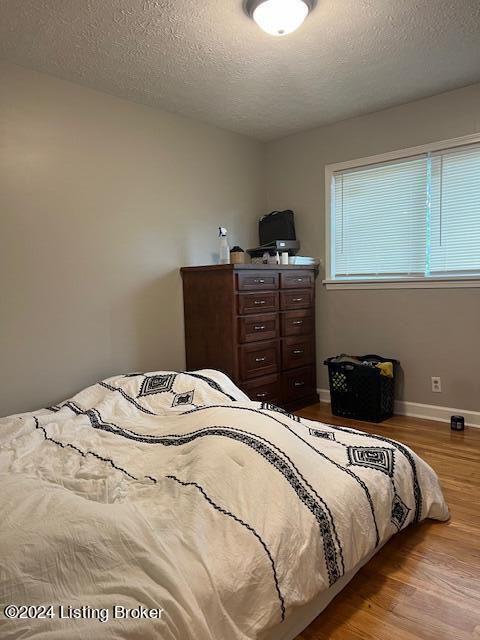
[324,132,480,290]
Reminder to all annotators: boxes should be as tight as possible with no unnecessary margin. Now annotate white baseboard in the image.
[318,388,332,404]
[317,388,480,429]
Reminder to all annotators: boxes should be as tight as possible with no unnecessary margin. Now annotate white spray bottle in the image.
[218,227,230,264]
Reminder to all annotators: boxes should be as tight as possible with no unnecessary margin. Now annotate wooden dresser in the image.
[180,264,319,410]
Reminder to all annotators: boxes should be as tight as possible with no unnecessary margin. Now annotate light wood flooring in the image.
[293,403,480,640]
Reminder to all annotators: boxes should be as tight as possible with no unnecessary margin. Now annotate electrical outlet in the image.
[431,377,442,393]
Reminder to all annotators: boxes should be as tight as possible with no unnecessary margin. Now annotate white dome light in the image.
[248,0,312,37]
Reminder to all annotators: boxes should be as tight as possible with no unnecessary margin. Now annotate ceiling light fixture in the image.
[246,0,315,37]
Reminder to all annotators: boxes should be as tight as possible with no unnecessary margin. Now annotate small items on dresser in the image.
[230,246,245,264]
[218,227,230,264]
[180,264,319,410]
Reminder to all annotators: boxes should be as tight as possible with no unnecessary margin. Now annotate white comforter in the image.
[0,370,449,640]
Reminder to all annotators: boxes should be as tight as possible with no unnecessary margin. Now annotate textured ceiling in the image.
[1,0,479,141]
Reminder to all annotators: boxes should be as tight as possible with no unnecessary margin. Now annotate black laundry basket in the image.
[324,354,399,422]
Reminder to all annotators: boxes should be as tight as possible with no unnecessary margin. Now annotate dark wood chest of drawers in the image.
[180,264,319,410]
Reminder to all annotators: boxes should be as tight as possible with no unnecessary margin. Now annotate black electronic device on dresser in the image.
[180,264,319,410]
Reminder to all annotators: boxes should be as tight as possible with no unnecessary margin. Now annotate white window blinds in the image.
[331,142,480,281]
[430,146,480,276]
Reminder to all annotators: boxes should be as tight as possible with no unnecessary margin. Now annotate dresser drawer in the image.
[281,270,314,289]
[280,289,313,310]
[238,291,279,315]
[238,313,278,343]
[282,366,316,402]
[281,309,314,336]
[241,374,280,404]
[237,271,279,291]
[282,336,315,370]
[239,340,279,380]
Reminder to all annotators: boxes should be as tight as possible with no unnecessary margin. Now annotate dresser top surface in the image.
[181,263,318,273]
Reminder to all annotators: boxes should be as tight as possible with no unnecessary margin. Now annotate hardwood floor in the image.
[293,403,480,640]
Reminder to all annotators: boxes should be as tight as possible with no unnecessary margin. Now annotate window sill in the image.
[323,278,480,290]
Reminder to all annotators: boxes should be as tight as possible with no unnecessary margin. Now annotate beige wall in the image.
[266,84,480,411]
[2,61,479,416]
[0,62,264,416]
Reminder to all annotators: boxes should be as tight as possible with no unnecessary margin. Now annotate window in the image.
[326,136,480,288]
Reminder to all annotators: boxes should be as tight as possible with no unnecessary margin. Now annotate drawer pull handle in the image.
[254,300,266,305]
[254,325,266,331]
[256,392,268,398]
[296,278,304,282]
[293,297,303,302]
[294,381,305,387]
[253,278,265,284]
[292,320,303,325]
[255,356,267,363]
[292,349,304,355]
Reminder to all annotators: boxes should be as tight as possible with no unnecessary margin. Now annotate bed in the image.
[0,370,449,640]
